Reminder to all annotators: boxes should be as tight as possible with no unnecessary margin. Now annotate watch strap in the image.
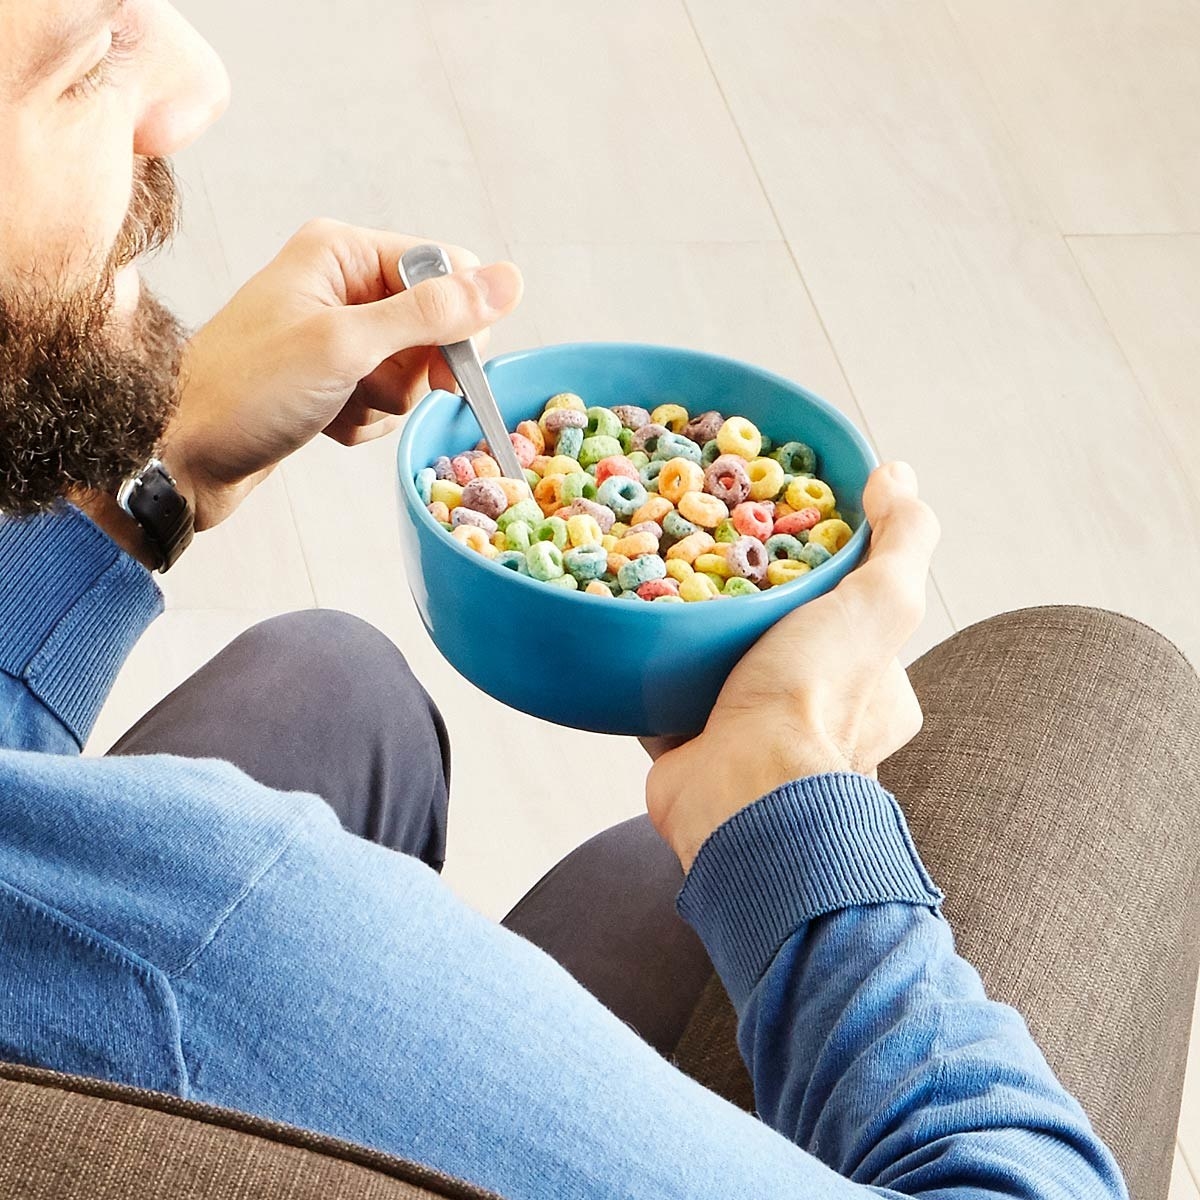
[116,459,195,572]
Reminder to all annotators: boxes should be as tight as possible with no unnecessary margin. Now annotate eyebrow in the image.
[7,0,123,99]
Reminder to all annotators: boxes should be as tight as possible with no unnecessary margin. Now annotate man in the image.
[1,3,1196,1198]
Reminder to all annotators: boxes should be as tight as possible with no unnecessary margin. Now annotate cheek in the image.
[0,106,135,287]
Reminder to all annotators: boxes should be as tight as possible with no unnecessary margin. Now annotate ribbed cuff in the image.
[0,506,162,747]
[678,773,944,1008]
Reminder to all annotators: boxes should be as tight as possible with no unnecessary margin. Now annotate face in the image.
[0,0,229,513]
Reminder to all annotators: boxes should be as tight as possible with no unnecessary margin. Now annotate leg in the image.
[878,606,1200,1200]
[109,610,451,870]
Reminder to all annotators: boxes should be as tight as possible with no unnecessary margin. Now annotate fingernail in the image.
[473,263,520,312]
[888,461,918,493]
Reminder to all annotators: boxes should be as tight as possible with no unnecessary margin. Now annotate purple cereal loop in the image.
[559,498,615,533]
[612,405,652,431]
[703,455,752,506]
[433,456,455,481]
[626,521,663,543]
[451,507,498,534]
[460,478,508,520]
[631,423,670,453]
[543,408,588,433]
[683,411,724,446]
[727,535,768,583]
[460,449,487,462]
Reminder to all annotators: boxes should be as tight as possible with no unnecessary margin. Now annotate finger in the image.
[838,462,940,653]
[352,356,434,416]
[324,410,404,447]
[284,219,483,305]
[337,261,524,373]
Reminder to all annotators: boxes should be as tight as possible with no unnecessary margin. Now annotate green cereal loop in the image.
[651,433,703,465]
[495,551,527,574]
[556,426,584,460]
[525,542,566,581]
[618,428,634,454]
[639,460,665,489]
[800,543,832,569]
[523,469,541,490]
[498,498,542,531]
[617,555,667,591]
[627,450,650,470]
[546,573,579,591]
[662,510,698,541]
[533,517,569,549]
[697,571,727,592]
[504,521,533,553]
[585,463,599,477]
[564,544,608,582]
[599,575,623,596]
[579,435,624,469]
[723,577,758,597]
[765,533,807,562]
[701,439,721,466]
[714,518,738,544]
[586,407,623,440]
[758,435,774,456]
[439,521,453,532]
[771,441,818,476]
[618,590,642,601]
[560,473,598,503]
[653,594,686,604]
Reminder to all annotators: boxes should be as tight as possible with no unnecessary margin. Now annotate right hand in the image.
[646,461,941,872]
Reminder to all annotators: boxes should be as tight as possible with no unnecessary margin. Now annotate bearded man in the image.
[1,4,1196,1200]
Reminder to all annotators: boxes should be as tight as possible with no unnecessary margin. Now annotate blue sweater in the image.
[0,506,1126,1200]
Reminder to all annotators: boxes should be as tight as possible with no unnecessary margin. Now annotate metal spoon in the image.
[398,244,526,481]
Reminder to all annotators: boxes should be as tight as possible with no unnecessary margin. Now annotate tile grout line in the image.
[276,466,320,609]
[1064,231,1200,240]
[1183,1136,1200,1193]
[678,0,958,634]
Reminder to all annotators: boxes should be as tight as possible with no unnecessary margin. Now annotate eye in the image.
[63,23,141,101]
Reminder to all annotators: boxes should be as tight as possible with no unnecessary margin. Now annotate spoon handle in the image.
[398,245,526,481]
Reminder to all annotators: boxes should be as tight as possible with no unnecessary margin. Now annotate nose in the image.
[133,4,231,159]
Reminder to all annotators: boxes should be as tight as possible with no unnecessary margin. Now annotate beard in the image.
[0,157,186,515]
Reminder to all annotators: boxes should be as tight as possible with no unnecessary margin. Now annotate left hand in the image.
[167,218,524,530]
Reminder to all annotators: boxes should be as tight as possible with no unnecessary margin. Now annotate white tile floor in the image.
[89,1,1199,1186]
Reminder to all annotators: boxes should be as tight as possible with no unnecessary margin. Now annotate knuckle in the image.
[295,217,344,245]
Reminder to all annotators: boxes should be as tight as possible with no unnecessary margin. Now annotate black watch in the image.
[116,458,195,573]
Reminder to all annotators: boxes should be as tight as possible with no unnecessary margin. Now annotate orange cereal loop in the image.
[678,491,728,529]
[516,420,546,455]
[529,455,553,478]
[657,458,705,504]
[534,476,566,515]
[427,500,450,524]
[585,580,613,597]
[496,477,532,508]
[666,531,717,564]
[632,495,675,527]
[473,455,501,479]
[785,477,836,519]
[613,532,658,559]
[607,552,631,576]
[774,501,795,520]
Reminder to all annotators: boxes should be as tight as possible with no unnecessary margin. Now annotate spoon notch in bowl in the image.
[398,244,526,480]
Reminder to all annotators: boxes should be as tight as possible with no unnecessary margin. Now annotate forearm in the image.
[0,505,162,752]
[679,774,1127,1199]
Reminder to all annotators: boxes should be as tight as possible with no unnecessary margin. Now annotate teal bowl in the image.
[396,343,877,736]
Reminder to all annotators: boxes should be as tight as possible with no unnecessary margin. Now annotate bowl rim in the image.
[397,341,879,615]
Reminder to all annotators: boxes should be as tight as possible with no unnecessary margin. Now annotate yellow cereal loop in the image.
[610,522,630,539]
[601,534,618,552]
[430,480,464,511]
[808,519,853,555]
[566,514,604,548]
[747,457,786,502]
[452,525,496,557]
[716,417,762,461]
[767,559,811,587]
[774,501,795,520]
[680,573,721,602]
[546,455,585,477]
[694,553,733,579]
[544,392,587,414]
[786,477,836,519]
[650,403,689,434]
[665,559,694,583]
[491,532,506,550]
[678,492,727,529]
[658,458,705,504]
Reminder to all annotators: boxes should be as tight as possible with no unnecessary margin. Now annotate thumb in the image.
[340,261,524,368]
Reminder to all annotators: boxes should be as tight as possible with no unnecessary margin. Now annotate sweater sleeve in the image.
[678,772,1128,1200]
[0,506,162,753]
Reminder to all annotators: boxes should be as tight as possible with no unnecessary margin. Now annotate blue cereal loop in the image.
[596,476,648,520]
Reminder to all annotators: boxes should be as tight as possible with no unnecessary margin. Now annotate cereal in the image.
[658,458,705,503]
[422,394,856,601]
[703,455,752,507]
[650,403,689,433]
[678,491,727,530]
[716,417,762,461]
[808,519,853,555]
